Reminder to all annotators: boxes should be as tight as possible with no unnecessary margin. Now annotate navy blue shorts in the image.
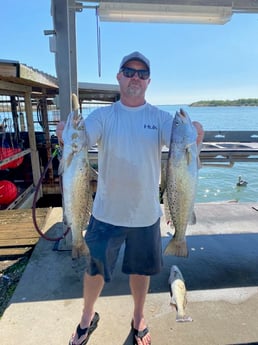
[85,216,163,283]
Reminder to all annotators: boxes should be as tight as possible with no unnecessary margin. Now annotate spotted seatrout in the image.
[164,109,198,257]
[58,94,93,259]
[169,265,193,322]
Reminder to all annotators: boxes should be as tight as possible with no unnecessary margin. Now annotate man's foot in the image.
[131,319,151,345]
[69,312,99,345]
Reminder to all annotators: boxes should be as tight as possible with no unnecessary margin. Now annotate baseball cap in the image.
[119,51,150,72]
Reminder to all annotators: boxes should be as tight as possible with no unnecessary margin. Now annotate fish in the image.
[168,265,193,322]
[58,94,93,259]
[163,108,198,257]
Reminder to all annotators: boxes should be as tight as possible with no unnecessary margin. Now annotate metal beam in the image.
[69,0,79,96]
[233,0,258,13]
[52,0,73,121]
[82,0,258,13]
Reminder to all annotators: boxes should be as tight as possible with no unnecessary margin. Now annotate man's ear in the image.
[116,73,121,82]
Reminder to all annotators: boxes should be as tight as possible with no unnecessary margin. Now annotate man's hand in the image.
[192,121,204,168]
[192,121,204,146]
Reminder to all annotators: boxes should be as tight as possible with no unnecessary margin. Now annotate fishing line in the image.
[96,7,101,77]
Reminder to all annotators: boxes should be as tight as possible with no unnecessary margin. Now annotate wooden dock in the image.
[0,208,50,258]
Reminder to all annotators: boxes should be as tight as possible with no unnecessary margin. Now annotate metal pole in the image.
[52,0,73,121]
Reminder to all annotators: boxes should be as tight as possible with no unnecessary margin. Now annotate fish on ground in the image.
[58,94,94,259]
[163,108,198,257]
[168,265,193,322]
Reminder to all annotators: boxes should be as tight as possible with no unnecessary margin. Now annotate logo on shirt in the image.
[144,124,158,130]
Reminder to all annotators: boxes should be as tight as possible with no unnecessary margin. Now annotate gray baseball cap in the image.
[119,51,150,72]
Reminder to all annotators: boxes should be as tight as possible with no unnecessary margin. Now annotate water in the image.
[158,105,258,203]
[158,105,258,131]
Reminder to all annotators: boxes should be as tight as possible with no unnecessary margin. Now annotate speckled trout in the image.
[58,95,92,259]
[168,265,192,322]
[164,109,198,257]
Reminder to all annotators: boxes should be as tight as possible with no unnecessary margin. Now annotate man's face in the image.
[117,60,150,99]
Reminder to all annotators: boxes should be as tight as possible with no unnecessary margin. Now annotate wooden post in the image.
[24,91,42,199]
[41,92,54,182]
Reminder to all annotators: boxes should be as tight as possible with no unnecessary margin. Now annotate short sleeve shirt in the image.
[85,101,172,227]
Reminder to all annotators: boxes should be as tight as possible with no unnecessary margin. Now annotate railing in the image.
[199,131,258,167]
[88,131,258,168]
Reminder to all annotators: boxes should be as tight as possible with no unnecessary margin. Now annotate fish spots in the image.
[72,133,79,140]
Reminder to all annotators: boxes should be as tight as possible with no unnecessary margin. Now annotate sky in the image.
[1,1,258,105]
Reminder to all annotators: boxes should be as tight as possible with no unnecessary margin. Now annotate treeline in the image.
[190,98,258,107]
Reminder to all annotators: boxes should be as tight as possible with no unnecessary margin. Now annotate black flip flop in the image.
[69,312,100,345]
[131,320,151,345]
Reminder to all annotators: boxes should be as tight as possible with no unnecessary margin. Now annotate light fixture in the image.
[97,1,233,25]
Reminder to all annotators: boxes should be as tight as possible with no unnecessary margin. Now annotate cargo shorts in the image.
[85,215,163,282]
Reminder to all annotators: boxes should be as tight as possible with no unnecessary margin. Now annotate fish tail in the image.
[164,238,188,257]
[176,308,186,321]
[189,210,197,225]
[176,313,193,323]
[72,241,89,259]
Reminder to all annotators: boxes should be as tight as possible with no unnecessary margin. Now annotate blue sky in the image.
[1,1,258,104]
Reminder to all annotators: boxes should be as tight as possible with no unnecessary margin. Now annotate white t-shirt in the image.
[85,101,173,227]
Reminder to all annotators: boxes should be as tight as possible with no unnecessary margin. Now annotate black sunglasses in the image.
[120,67,150,80]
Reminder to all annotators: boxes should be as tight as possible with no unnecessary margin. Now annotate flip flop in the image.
[131,320,151,345]
[69,312,100,345]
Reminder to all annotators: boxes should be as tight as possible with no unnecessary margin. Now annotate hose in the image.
[32,145,70,241]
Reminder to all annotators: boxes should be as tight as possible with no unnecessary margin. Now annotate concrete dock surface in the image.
[1,203,258,345]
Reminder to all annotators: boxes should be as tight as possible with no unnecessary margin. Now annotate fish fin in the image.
[176,315,193,323]
[90,166,99,178]
[197,156,202,169]
[66,152,74,168]
[186,147,192,165]
[197,143,203,169]
[188,210,197,225]
[183,296,188,309]
[164,238,188,257]
[163,191,173,227]
[170,298,177,310]
[58,158,65,175]
[168,284,173,297]
[160,162,167,199]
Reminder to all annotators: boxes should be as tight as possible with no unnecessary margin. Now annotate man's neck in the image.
[120,96,146,107]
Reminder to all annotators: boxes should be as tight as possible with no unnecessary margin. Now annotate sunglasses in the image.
[120,67,150,80]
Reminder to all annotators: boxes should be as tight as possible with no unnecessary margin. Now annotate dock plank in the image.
[0,208,50,258]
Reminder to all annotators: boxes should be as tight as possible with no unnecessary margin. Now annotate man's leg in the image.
[70,273,104,345]
[130,274,151,345]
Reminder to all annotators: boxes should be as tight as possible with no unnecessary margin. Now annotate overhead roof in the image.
[0,59,58,95]
[84,0,258,14]
[79,82,120,103]
[0,60,120,102]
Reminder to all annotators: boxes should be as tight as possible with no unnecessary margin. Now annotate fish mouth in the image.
[177,109,188,121]
[171,265,180,274]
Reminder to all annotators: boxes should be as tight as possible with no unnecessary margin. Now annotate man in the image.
[57,51,204,345]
